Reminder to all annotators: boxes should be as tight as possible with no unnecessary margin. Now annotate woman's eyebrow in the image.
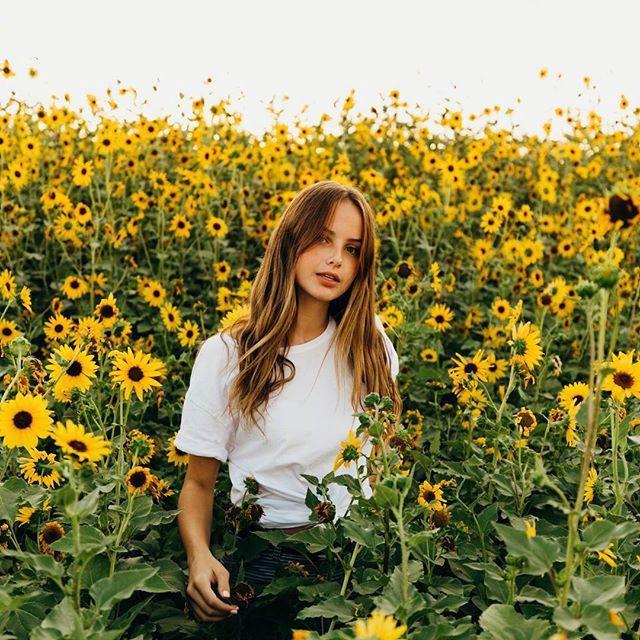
[322,227,362,243]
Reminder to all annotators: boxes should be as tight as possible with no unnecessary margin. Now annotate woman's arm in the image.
[178,455,239,622]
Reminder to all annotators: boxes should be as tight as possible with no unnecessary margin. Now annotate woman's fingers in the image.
[190,600,229,623]
[194,576,238,615]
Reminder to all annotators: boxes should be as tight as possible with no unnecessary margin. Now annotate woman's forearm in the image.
[178,479,215,562]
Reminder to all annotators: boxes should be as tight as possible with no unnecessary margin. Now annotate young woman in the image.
[175,180,402,633]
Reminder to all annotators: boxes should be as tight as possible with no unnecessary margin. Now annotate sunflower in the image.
[491,298,512,322]
[514,407,537,438]
[15,506,36,526]
[596,544,618,569]
[558,382,590,411]
[43,313,74,342]
[0,392,54,449]
[149,475,175,501]
[160,302,182,332]
[417,480,446,511]
[584,467,598,504]
[19,449,62,488]
[509,322,543,370]
[127,428,156,464]
[0,268,16,299]
[352,610,407,640]
[60,275,89,300]
[38,521,65,555]
[0,319,22,346]
[45,343,98,401]
[424,303,454,332]
[178,320,200,348]
[448,349,491,384]
[125,466,152,494]
[108,347,166,401]
[601,351,640,403]
[52,419,111,463]
[94,293,120,328]
[167,440,190,467]
[140,279,166,308]
[333,429,363,473]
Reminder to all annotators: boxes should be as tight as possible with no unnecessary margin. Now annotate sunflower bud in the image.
[576,279,598,299]
[7,336,31,358]
[593,264,620,290]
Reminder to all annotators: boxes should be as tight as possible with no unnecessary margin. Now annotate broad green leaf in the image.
[39,597,83,637]
[571,575,625,608]
[89,565,158,611]
[582,519,640,551]
[479,604,551,640]
[285,524,336,553]
[295,595,356,623]
[2,550,64,582]
[494,523,561,576]
[341,518,379,548]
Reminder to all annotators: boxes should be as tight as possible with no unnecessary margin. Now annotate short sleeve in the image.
[174,333,237,462]
[374,314,400,381]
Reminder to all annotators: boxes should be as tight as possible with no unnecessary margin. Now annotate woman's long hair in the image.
[219,180,402,435]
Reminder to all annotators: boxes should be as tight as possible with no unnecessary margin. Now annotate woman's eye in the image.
[347,246,360,255]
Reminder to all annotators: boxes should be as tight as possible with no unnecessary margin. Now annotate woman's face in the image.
[295,199,363,304]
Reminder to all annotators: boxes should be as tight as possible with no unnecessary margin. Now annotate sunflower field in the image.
[1,66,640,640]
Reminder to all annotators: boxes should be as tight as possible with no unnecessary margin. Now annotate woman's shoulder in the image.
[194,330,239,375]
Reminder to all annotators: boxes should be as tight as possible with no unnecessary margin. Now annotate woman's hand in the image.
[186,550,239,622]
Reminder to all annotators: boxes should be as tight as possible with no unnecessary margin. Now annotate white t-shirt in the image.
[174,314,399,528]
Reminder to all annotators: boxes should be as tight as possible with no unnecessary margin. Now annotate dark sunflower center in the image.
[464,363,478,374]
[66,361,82,377]
[42,525,63,544]
[422,489,436,502]
[128,366,144,382]
[129,471,147,487]
[13,411,33,430]
[613,371,634,389]
[68,439,88,452]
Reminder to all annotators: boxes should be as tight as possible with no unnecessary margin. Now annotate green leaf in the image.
[285,524,336,553]
[39,597,83,637]
[571,575,625,608]
[2,550,64,582]
[494,523,561,576]
[341,518,379,548]
[582,519,640,551]
[295,595,356,623]
[139,558,183,594]
[89,566,158,611]
[49,525,110,560]
[64,488,100,519]
[479,604,551,640]
[0,477,39,523]
[372,561,423,616]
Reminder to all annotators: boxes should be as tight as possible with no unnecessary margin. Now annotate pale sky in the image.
[2,0,639,138]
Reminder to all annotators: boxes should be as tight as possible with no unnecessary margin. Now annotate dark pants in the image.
[218,535,346,640]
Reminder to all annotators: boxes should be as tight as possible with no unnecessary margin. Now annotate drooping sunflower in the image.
[167,439,190,467]
[333,429,363,473]
[125,466,152,494]
[45,343,98,401]
[353,610,407,640]
[601,350,640,403]
[0,392,54,449]
[38,521,65,555]
[19,449,62,488]
[514,407,537,438]
[584,467,598,504]
[127,428,156,464]
[509,322,543,371]
[108,348,167,401]
[52,419,111,463]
